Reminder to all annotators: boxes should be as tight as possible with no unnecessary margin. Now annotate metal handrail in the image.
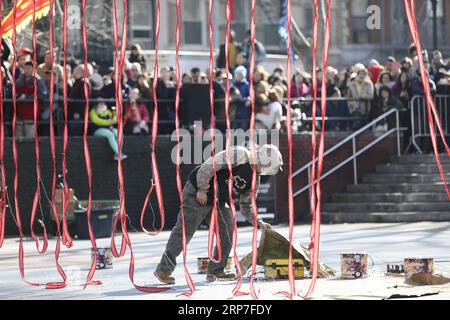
[0,96,365,104]
[0,96,368,129]
[292,108,402,198]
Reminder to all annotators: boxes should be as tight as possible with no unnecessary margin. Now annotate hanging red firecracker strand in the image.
[29,0,48,256]
[404,0,450,199]
[44,0,68,289]
[9,0,52,288]
[80,0,101,288]
[110,0,128,259]
[138,0,165,237]
[0,0,7,249]
[10,0,32,286]
[308,0,319,254]
[277,0,296,299]
[248,0,260,300]
[305,0,331,299]
[225,0,248,298]
[207,0,223,265]
[60,0,73,249]
[174,0,196,297]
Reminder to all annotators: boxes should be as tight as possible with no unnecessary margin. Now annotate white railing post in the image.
[352,137,358,185]
[307,166,312,200]
[396,110,401,156]
[443,96,448,135]
[410,96,423,154]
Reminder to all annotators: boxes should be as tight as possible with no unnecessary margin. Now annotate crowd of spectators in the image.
[1,33,450,157]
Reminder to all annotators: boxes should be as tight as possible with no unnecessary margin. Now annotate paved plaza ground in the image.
[1,222,450,300]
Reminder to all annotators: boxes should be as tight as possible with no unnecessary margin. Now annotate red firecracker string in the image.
[277,0,296,299]
[248,0,260,300]
[45,0,68,290]
[61,0,73,249]
[308,0,319,255]
[404,0,450,199]
[81,0,101,288]
[207,0,223,265]
[110,0,128,258]
[10,0,31,286]
[304,0,331,299]
[0,0,6,248]
[138,0,166,236]
[30,0,48,256]
[225,0,248,298]
[10,0,50,287]
[174,0,196,297]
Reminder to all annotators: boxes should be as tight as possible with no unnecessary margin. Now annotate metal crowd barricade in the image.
[408,95,450,154]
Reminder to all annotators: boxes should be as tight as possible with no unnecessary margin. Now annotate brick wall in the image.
[2,132,400,235]
[2,136,194,236]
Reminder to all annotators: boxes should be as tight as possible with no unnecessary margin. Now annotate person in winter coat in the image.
[68,64,91,136]
[124,88,150,135]
[89,100,127,161]
[16,61,48,138]
[255,88,283,131]
[232,66,250,130]
[216,30,242,70]
[242,30,266,67]
[347,68,375,127]
[291,70,311,98]
[371,86,402,131]
[410,69,436,97]
[128,44,146,72]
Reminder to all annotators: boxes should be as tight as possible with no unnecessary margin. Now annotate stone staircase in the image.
[322,154,450,223]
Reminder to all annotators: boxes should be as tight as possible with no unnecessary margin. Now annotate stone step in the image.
[347,183,446,193]
[390,154,450,164]
[362,173,450,184]
[322,211,450,223]
[332,192,448,203]
[322,202,450,213]
[376,163,450,174]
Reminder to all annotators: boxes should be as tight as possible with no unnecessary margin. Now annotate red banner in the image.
[1,0,51,38]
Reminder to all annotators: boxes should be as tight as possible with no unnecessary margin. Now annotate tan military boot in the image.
[154,270,175,285]
[206,270,237,282]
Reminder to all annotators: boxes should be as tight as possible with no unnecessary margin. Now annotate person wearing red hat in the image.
[15,47,32,80]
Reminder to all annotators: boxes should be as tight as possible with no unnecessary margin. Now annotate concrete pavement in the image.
[1,222,450,300]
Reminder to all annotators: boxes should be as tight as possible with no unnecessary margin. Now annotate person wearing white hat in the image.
[154,144,283,285]
[232,65,250,129]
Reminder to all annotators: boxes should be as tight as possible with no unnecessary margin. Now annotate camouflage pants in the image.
[156,181,233,274]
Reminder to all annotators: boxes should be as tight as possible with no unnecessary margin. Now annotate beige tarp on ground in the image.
[239,229,336,278]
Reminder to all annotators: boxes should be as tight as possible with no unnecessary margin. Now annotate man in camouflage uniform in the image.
[154,144,283,284]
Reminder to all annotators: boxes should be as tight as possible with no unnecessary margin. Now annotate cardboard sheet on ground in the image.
[239,229,336,278]
[313,276,448,300]
[406,273,450,286]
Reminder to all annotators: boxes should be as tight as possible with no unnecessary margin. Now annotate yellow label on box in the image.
[264,259,304,280]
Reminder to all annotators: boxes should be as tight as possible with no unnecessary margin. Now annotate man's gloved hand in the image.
[258,221,272,230]
[196,191,208,206]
